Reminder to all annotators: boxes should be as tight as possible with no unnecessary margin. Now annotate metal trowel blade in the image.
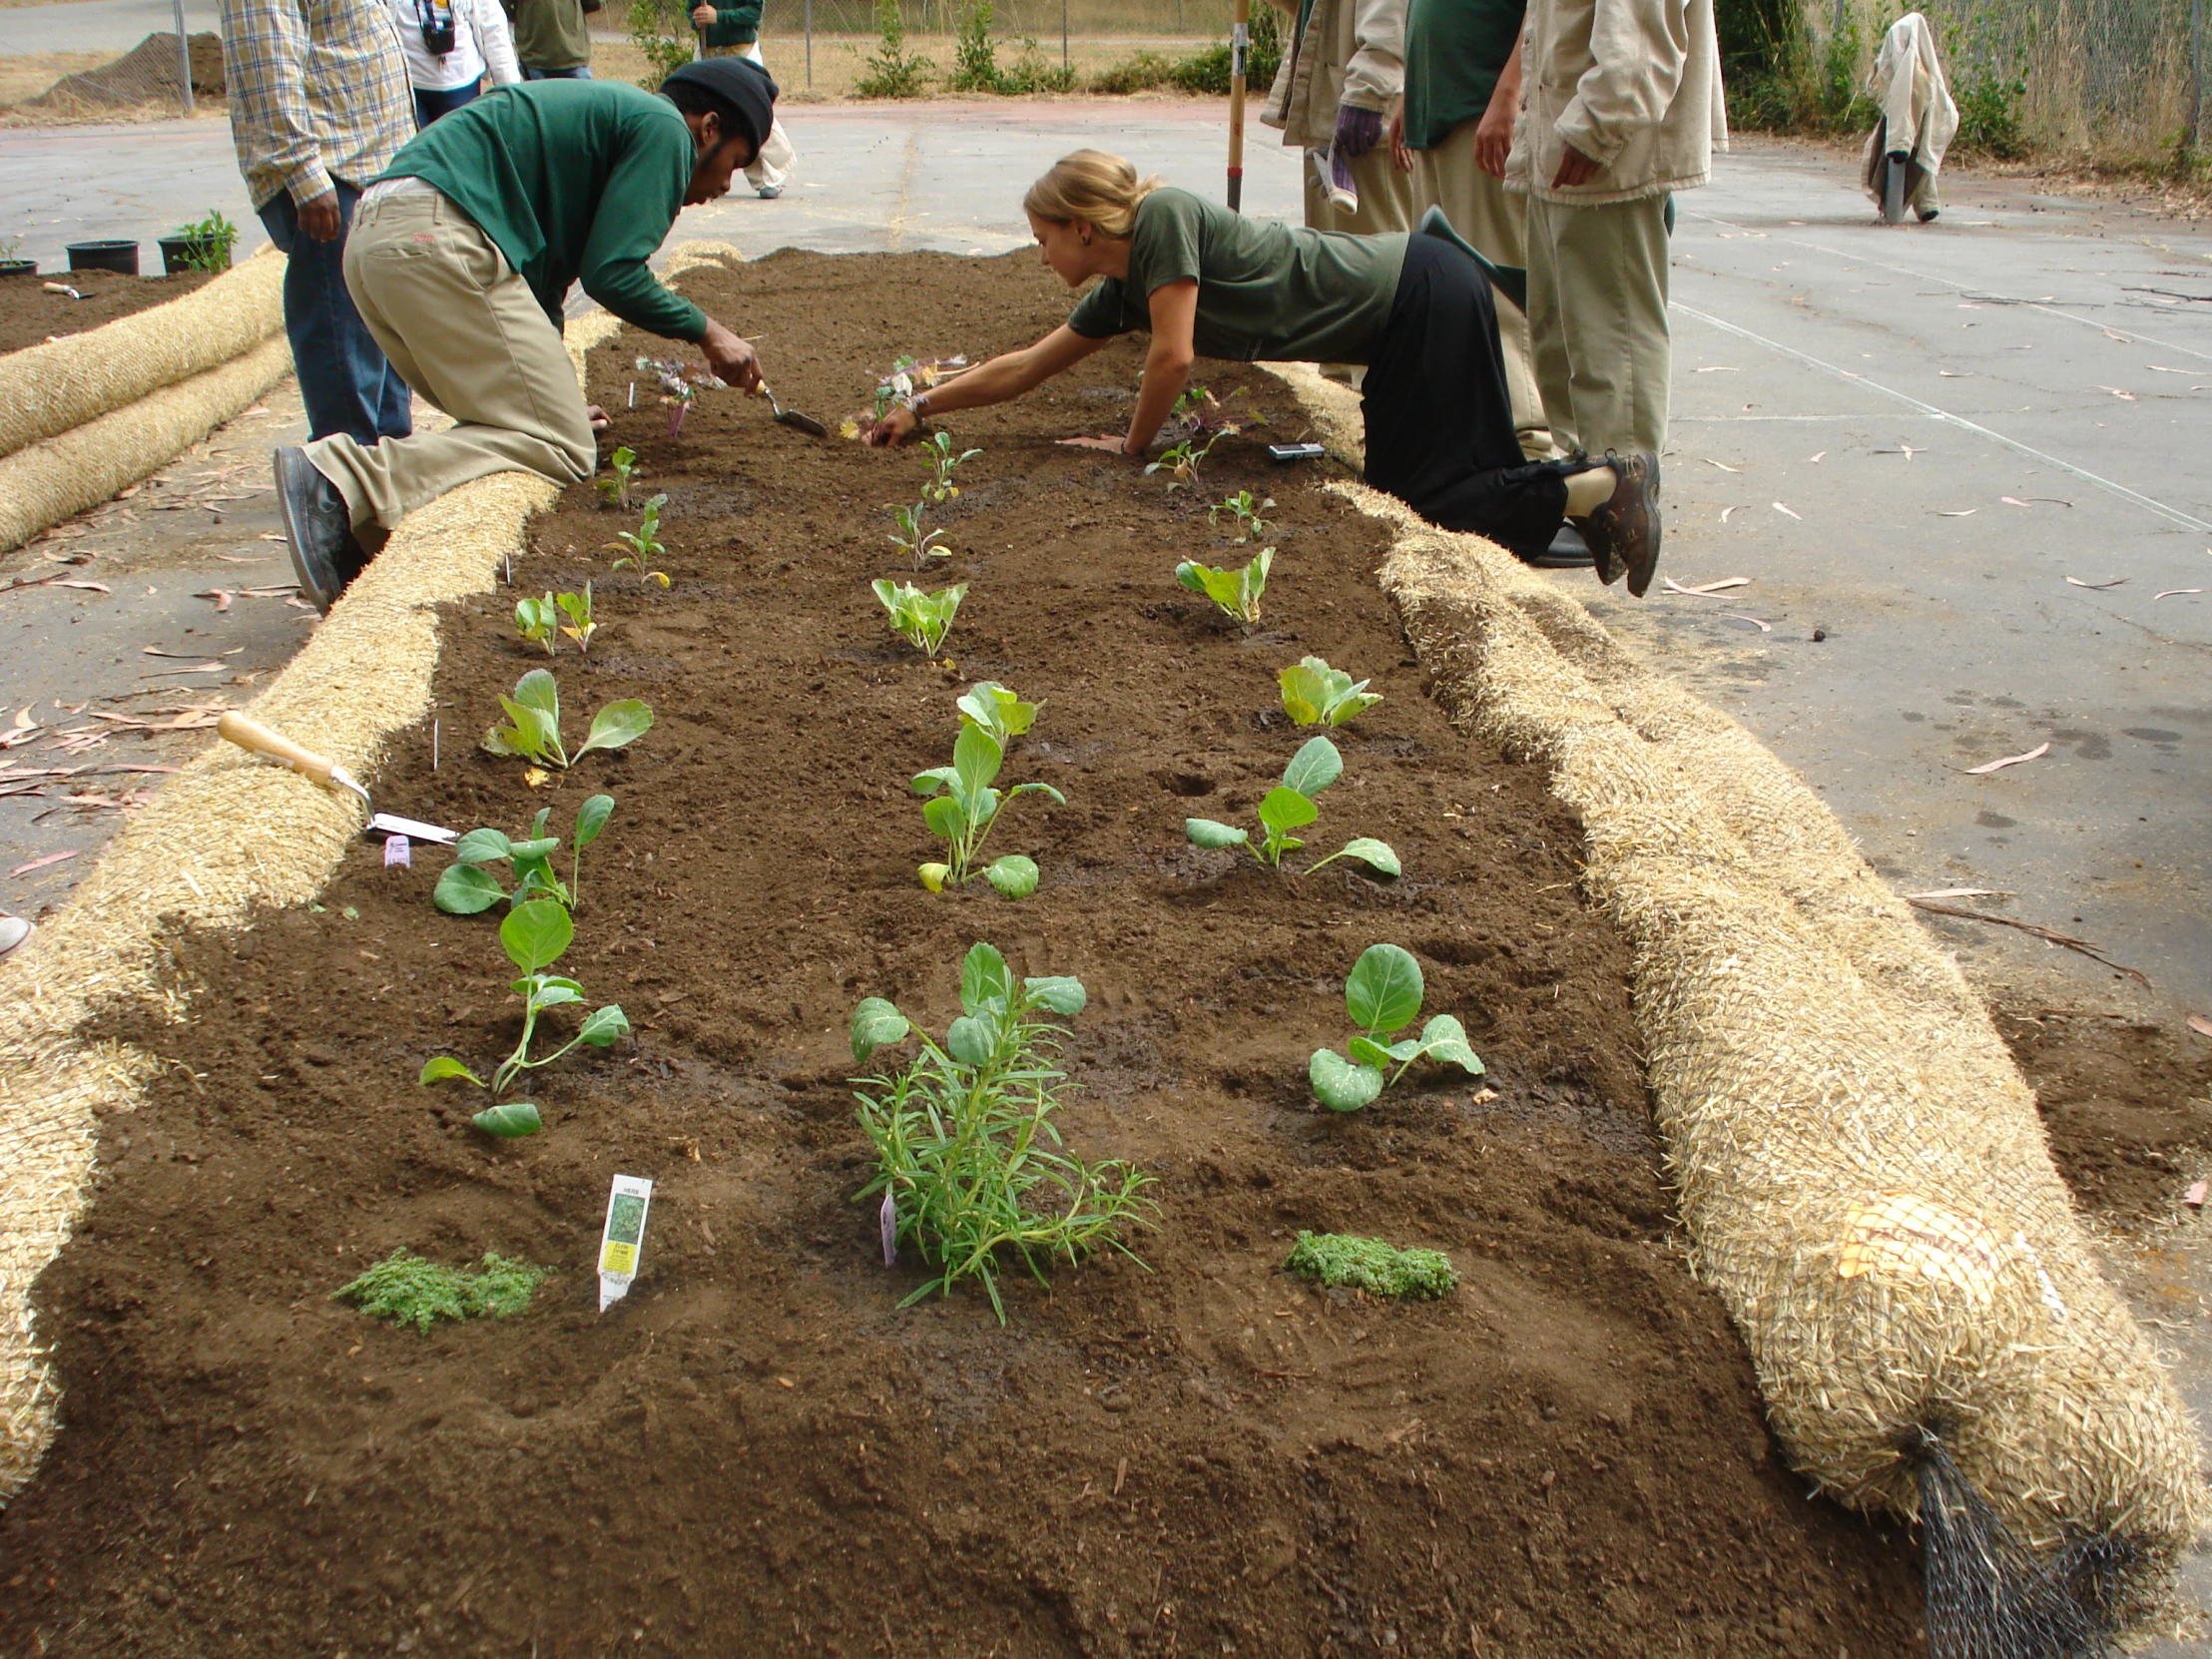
[369,812,458,846]
[777,408,829,438]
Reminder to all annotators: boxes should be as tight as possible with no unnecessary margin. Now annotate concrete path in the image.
[0,0,217,57]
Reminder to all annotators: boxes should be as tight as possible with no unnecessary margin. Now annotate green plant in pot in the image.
[161,210,238,276]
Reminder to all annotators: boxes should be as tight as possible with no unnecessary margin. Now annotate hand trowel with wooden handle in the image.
[217,712,458,846]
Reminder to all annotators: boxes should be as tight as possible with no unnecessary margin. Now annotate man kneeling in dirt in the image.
[272,59,774,610]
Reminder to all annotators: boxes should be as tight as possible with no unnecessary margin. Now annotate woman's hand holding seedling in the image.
[1309,943,1484,1111]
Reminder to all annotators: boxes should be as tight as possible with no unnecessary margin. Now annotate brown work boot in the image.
[1582,452,1663,596]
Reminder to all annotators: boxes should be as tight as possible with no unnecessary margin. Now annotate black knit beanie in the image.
[662,57,777,155]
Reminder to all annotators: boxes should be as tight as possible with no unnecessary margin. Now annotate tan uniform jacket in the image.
[1506,0,1726,205]
[1261,0,1406,148]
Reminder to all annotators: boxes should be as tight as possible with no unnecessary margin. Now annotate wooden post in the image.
[1227,0,1249,211]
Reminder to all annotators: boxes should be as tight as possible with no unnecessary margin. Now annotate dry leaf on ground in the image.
[1964,743,2051,775]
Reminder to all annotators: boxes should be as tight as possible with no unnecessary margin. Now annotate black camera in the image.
[416,0,456,54]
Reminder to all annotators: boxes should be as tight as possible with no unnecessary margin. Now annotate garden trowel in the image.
[216,712,457,845]
[757,382,828,438]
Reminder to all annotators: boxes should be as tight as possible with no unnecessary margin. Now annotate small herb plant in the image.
[333,1248,547,1331]
[920,431,981,505]
[172,209,238,272]
[1286,1231,1456,1299]
[419,898,631,1135]
[1279,656,1382,728]
[434,795,614,914]
[873,578,965,657]
[595,445,641,511]
[889,501,949,568]
[1185,736,1398,877]
[557,585,596,654]
[1308,943,1484,1112]
[1177,546,1273,628]
[610,493,670,587]
[910,690,1063,896]
[849,941,1155,1321]
[1209,489,1274,543]
[482,669,653,771]
[515,593,557,655]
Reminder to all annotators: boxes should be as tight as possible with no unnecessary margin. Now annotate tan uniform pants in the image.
[309,188,596,531]
[1413,119,1553,461]
[1525,191,1670,460]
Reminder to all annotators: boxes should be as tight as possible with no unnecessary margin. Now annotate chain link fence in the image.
[758,0,1222,33]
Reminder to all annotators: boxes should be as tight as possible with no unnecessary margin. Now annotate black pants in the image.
[1362,235,1574,562]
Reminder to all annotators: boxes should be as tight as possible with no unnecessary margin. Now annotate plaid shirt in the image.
[221,0,414,209]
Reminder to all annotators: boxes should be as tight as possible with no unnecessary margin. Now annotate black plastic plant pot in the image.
[158,236,231,276]
[66,240,139,276]
[0,260,35,277]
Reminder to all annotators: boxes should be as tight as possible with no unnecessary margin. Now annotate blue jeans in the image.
[257,181,412,447]
[413,81,480,126]
[522,64,590,77]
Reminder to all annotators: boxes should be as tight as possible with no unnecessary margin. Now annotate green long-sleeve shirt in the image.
[696,0,762,48]
[379,80,708,341]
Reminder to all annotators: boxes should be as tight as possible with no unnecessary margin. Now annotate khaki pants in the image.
[308,189,596,531]
[705,42,798,193]
[1413,120,1552,461]
[1525,191,1670,460]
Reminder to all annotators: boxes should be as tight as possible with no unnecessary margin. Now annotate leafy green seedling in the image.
[482,669,652,771]
[1285,1231,1456,1299]
[434,795,614,915]
[1209,489,1274,543]
[419,898,631,1125]
[849,941,1155,1322]
[556,585,596,654]
[1145,426,1225,492]
[1185,735,1397,877]
[595,444,641,511]
[1279,656,1382,728]
[1308,943,1484,1112]
[333,1249,548,1331]
[872,578,965,657]
[610,492,670,587]
[919,431,981,505]
[515,593,558,656]
[956,680,1038,748]
[1176,546,1273,628]
[889,501,949,569]
[910,705,1064,896]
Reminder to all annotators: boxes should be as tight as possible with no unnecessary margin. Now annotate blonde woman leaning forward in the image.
[865,151,1661,592]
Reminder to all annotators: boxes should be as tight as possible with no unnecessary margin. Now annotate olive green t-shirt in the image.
[1065,188,1407,368]
[1402,0,1524,153]
[381,81,707,341]
[512,0,591,72]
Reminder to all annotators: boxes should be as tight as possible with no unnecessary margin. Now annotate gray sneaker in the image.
[273,447,362,611]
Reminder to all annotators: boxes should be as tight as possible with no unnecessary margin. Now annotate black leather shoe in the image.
[1583,452,1664,596]
[274,447,362,610]
[1521,521,1596,570]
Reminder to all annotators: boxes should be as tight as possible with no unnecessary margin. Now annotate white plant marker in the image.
[597,1174,654,1313]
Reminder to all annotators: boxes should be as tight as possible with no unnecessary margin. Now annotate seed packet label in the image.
[596,1174,654,1313]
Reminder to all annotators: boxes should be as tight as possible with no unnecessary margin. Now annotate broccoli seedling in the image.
[595,445,641,511]
[889,500,950,568]
[920,431,982,505]
[1286,1232,1457,1299]
[482,669,652,772]
[1177,546,1273,628]
[333,1248,549,1331]
[1279,656,1382,728]
[434,796,614,915]
[419,898,632,1132]
[1208,489,1274,543]
[1308,943,1484,1111]
[910,690,1064,896]
[849,941,1155,1322]
[556,584,596,655]
[1185,736,1397,878]
[515,593,558,656]
[956,680,1038,747]
[610,493,670,587]
[872,578,965,657]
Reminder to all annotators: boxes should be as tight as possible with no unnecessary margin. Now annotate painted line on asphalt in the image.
[1672,301,2212,535]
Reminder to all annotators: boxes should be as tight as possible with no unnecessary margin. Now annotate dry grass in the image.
[594,31,1215,99]
[0,51,116,105]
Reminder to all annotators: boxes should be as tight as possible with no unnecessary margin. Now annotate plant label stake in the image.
[597,1174,654,1313]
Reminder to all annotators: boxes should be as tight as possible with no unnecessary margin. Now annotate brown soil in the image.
[0,267,216,356]
[1998,1006,2212,1221]
[0,252,1923,1658]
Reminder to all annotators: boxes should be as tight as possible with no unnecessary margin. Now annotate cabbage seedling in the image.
[434,795,614,915]
[849,941,1155,1322]
[1279,656,1382,728]
[1176,545,1273,628]
[595,445,641,511]
[610,493,670,587]
[1184,735,1398,877]
[920,431,981,505]
[889,501,949,568]
[872,578,965,657]
[956,680,1038,747]
[1208,489,1274,543]
[910,712,1064,897]
[1308,943,1484,1112]
[515,593,557,656]
[419,898,631,1131]
[482,668,653,771]
[1145,426,1225,493]
[556,585,596,654]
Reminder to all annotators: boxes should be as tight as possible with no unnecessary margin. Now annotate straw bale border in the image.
[1260,367,2204,1610]
[0,307,623,1503]
[0,247,285,462]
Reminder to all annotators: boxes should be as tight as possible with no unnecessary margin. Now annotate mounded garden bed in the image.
[0,252,1928,1657]
[0,269,216,358]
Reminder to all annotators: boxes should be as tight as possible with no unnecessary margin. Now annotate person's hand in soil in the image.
[297,190,342,243]
[864,404,920,448]
[699,319,760,392]
[1056,435,1130,453]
